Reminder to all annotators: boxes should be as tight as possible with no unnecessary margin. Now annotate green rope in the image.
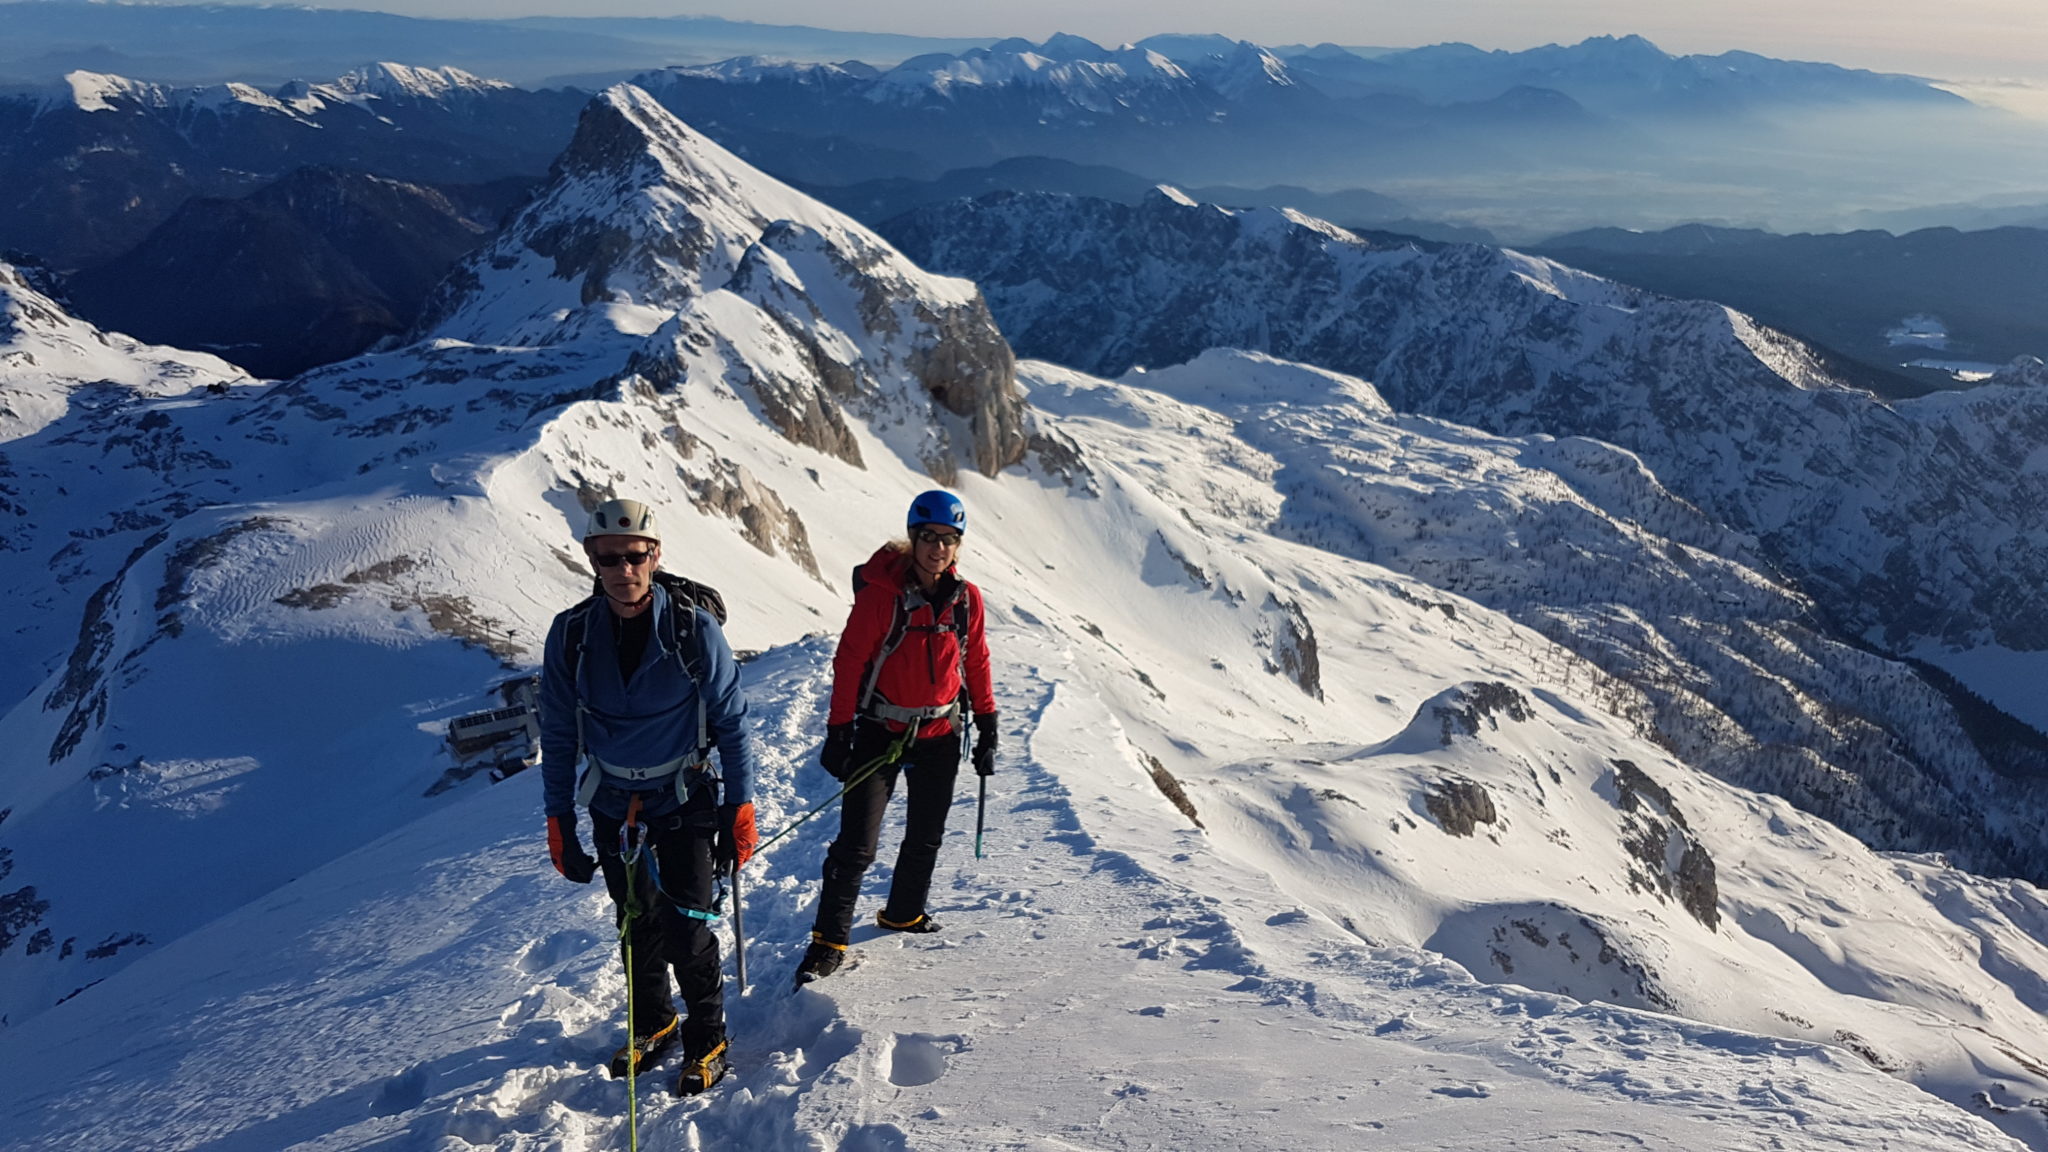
[749,726,917,862]
[618,831,643,1152]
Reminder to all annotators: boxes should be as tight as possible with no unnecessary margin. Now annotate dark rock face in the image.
[1262,594,1323,700]
[1424,777,1499,837]
[1434,682,1537,745]
[66,167,497,378]
[1610,759,1719,930]
[1427,903,1680,1014]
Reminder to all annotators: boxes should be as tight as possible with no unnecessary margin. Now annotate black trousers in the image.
[591,794,723,1048]
[812,723,961,945]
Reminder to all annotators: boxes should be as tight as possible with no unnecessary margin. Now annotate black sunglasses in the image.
[592,549,656,568]
[912,528,962,547]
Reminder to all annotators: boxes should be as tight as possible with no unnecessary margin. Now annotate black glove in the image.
[547,814,598,884]
[821,722,856,779]
[972,711,998,777]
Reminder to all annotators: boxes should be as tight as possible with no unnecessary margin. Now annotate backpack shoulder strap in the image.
[857,587,915,716]
[954,589,972,708]
[654,586,714,758]
[562,595,602,693]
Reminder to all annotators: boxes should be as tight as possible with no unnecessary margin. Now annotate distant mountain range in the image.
[0,65,583,268]
[1530,224,2048,391]
[626,32,1966,192]
[1272,34,1961,115]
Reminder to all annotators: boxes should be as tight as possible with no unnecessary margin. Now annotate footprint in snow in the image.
[884,1032,966,1087]
[1432,1082,1493,1099]
[369,1063,429,1117]
[515,928,599,974]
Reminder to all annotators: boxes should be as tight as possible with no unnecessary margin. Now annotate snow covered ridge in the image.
[34,62,514,119]
[638,30,1959,118]
[2,84,2047,1151]
[636,33,1281,121]
[882,188,2048,684]
[1069,349,2048,885]
[0,83,1024,1032]
[0,261,253,443]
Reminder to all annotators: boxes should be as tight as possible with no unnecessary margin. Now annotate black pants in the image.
[591,794,723,1049]
[812,723,961,945]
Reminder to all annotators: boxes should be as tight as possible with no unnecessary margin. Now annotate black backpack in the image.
[563,569,727,695]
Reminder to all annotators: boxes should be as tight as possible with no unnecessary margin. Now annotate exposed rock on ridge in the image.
[420,85,1027,479]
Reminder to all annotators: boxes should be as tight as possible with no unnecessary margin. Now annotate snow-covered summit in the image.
[869,35,1197,111]
[415,84,1025,477]
[54,69,167,113]
[38,63,519,120]
[323,62,514,103]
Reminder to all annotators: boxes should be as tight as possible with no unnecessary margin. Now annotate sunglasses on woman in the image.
[592,549,656,568]
[912,528,961,548]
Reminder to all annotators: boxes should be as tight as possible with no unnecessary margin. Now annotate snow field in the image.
[1,623,2027,1150]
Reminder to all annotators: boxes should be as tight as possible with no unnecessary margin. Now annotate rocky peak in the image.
[420,85,1027,478]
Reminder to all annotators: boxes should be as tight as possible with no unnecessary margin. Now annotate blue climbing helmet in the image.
[907,489,967,536]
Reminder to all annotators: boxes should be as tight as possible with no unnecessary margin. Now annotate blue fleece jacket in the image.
[538,583,756,820]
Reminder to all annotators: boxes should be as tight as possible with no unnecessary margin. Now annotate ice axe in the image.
[974,774,988,859]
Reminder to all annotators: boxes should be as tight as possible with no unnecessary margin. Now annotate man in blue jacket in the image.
[539,497,757,1095]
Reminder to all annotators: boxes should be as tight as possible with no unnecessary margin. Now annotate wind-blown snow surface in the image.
[2,86,2047,1151]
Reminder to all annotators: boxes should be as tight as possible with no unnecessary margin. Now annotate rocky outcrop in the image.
[424,86,1029,480]
[1424,777,1498,837]
[1609,760,1719,929]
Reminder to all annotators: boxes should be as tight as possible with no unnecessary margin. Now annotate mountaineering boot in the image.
[675,1033,730,1096]
[607,1011,680,1078]
[793,936,846,987]
[876,910,941,934]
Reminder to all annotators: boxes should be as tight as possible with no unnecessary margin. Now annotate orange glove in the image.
[719,802,758,869]
[547,814,597,883]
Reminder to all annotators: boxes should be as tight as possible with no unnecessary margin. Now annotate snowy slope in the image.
[883,189,2048,878]
[1,85,2046,1152]
[3,626,2039,1151]
[0,262,252,443]
[0,82,1022,1031]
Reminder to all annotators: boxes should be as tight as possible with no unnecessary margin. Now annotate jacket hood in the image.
[854,541,912,593]
[856,540,961,595]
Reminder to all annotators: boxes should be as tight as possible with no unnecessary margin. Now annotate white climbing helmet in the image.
[583,498,660,542]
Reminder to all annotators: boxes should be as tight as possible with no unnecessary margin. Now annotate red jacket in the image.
[829,544,996,736]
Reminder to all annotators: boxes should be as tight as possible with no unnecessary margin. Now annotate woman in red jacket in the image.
[796,489,998,985]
